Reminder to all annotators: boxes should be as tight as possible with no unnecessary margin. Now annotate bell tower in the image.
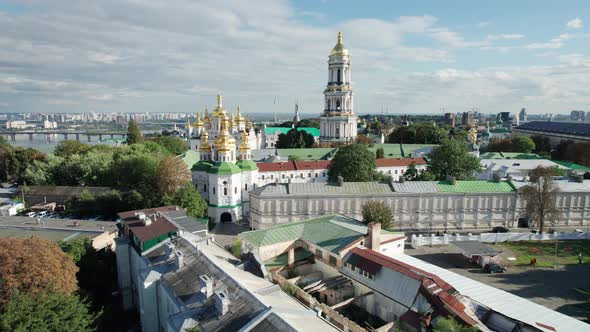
[320,32,357,143]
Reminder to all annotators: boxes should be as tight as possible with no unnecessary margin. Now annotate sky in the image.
[1,0,590,116]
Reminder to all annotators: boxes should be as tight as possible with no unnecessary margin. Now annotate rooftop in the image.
[118,206,180,243]
[515,121,590,137]
[393,181,517,193]
[452,241,501,257]
[250,182,394,197]
[480,158,567,172]
[479,152,543,160]
[552,160,590,172]
[511,179,590,192]
[256,160,330,172]
[375,157,427,167]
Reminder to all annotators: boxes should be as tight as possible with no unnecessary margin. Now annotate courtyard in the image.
[406,242,590,322]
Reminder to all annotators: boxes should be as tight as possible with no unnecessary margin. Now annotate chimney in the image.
[367,222,381,252]
[199,275,213,299]
[215,290,230,317]
[174,251,184,270]
[135,212,151,226]
[337,175,344,186]
[165,242,176,257]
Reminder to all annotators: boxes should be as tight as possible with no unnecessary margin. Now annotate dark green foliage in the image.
[126,119,143,145]
[362,201,393,230]
[328,144,376,182]
[150,136,188,155]
[403,162,435,181]
[427,139,480,180]
[231,238,242,258]
[388,123,447,144]
[432,316,478,332]
[275,128,315,149]
[375,147,385,159]
[276,118,320,129]
[162,185,207,218]
[288,155,302,161]
[54,140,90,158]
[531,135,552,154]
[552,140,590,167]
[486,136,535,153]
[0,145,45,183]
[0,289,98,332]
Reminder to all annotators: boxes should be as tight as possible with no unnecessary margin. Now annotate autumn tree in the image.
[0,237,78,307]
[328,144,376,182]
[0,289,97,331]
[362,201,393,230]
[519,166,561,233]
[126,119,143,145]
[355,134,375,146]
[157,156,191,196]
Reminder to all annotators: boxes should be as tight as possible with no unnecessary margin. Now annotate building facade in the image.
[319,33,358,143]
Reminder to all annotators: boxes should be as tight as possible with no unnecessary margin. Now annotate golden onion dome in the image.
[199,130,211,152]
[212,93,227,118]
[330,32,349,56]
[214,117,235,152]
[234,105,246,124]
[193,112,203,127]
[239,130,250,152]
[203,107,211,124]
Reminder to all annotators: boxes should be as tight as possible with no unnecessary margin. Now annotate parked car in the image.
[25,211,36,217]
[36,211,48,218]
[492,226,509,233]
[482,263,506,274]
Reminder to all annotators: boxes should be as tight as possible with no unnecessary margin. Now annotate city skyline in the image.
[1,1,590,115]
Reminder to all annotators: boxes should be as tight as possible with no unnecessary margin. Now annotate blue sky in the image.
[1,0,590,115]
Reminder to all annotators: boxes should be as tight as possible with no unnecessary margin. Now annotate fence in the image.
[411,231,590,248]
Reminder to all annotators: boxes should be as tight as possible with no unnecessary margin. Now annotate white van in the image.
[25,211,36,217]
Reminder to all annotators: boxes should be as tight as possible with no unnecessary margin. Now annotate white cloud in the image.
[487,34,525,41]
[566,18,583,29]
[525,41,563,49]
[477,21,490,28]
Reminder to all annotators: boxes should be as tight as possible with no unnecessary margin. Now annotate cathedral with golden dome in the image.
[190,94,260,224]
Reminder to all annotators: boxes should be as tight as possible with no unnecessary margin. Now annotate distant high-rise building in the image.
[461,111,475,127]
[518,108,527,122]
[499,112,511,123]
[443,113,456,128]
[571,110,586,121]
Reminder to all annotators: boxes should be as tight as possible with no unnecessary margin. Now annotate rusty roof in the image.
[119,206,180,242]
[375,157,427,167]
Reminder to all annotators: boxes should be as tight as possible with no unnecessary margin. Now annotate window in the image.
[282,174,285,179]
[300,173,304,178]
[262,175,265,180]
[204,184,207,191]
[308,173,311,178]
[315,249,323,259]
[290,174,293,178]
[213,187,215,194]
[271,175,274,180]
[329,256,337,266]
[245,183,248,191]
[224,188,227,195]
[315,173,318,178]
[322,172,326,177]
[337,69,341,83]
[235,187,237,194]
[388,170,392,174]
[394,170,398,175]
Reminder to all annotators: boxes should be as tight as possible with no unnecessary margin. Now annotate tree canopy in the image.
[126,119,143,145]
[275,128,315,149]
[149,136,188,155]
[432,316,478,332]
[403,162,436,181]
[486,136,535,153]
[0,237,78,307]
[362,201,393,230]
[520,166,561,232]
[157,156,191,196]
[328,144,376,182]
[388,123,447,144]
[427,139,480,180]
[0,289,97,332]
[54,140,91,158]
[162,185,207,218]
[552,140,590,167]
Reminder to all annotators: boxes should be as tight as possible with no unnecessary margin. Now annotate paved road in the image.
[406,245,590,321]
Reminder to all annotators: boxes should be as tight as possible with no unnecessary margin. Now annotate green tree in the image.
[0,289,97,331]
[288,155,302,162]
[361,200,393,230]
[54,140,90,158]
[162,185,207,218]
[375,147,385,159]
[432,316,477,332]
[520,166,561,233]
[328,144,376,182]
[231,238,242,258]
[388,126,415,144]
[531,135,552,154]
[151,136,188,155]
[126,119,143,145]
[275,128,315,149]
[427,139,480,180]
[512,136,535,153]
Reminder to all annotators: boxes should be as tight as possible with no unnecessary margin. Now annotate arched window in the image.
[327,100,331,110]
[336,100,341,110]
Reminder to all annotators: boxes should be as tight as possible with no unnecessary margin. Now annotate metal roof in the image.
[437,181,516,193]
[512,179,590,192]
[479,159,567,172]
[516,121,590,137]
[392,181,440,193]
[394,254,590,332]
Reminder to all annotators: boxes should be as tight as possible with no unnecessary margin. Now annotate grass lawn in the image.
[493,240,590,267]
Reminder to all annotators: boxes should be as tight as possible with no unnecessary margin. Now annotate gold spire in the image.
[203,107,210,124]
[214,117,235,152]
[234,105,246,125]
[212,93,227,118]
[330,31,349,56]
[468,126,478,144]
[193,112,203,127]
[245,114,252,128]
[199,130,211,152]
[239,130,250,152]
[229,114,235,129]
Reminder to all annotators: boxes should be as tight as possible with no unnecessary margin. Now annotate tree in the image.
[288,155,302,162]
[54,140,90,158]
[531,135,552,154]
[328,144,376,182]
[432,316,478,332]
[126,119,143,145]
[375,147,385,159]
[403,162,419,181]
[162,185,207,218]
[362,201,393,230]
[275,128,315,149]
[355,134,375,146]
[0,237,78,307]
[427,139,480,180]
[0,289,97,331]
[519,166,561,233]
[151,136,188,155]
[157,156,191,196]
[512,136,535,153]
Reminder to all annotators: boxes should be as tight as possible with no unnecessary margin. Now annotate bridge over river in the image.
[0,131,127,142]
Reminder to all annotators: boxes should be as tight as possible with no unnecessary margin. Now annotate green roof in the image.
[241,214,368,254]
[278,148,335,160]
[264,248,313,269]
[437,180,516,193]
[479,152,542,160]
[192,160,213,172]
[236,159,258,171]
[264,127,320,137]
[369,144,403,158]
[553,160,590,172]
[207,161,242,175]
[182,150,201,169]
